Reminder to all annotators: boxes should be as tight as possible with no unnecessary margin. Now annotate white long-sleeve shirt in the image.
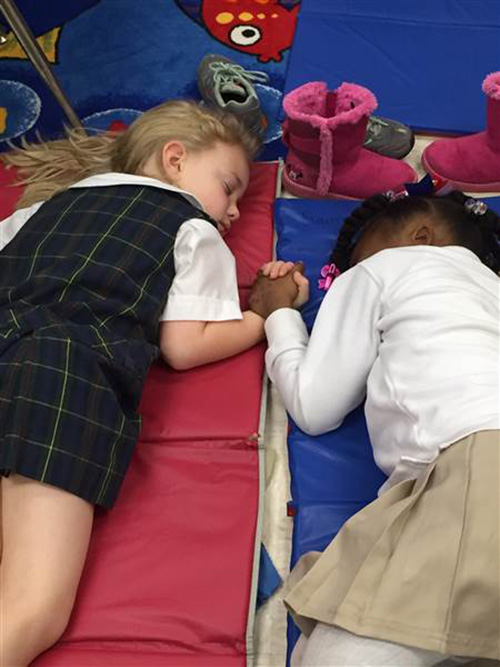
[0,173,242,322]
[265,245,500,489]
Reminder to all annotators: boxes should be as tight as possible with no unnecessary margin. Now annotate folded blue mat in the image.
[274,195,500,658]
[284,0,500,134]
[257,544,283,608]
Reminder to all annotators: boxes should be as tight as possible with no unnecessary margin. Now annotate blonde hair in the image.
[2,100,261,209]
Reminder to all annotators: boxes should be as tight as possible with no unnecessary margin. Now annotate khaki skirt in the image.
[284,430,500,660]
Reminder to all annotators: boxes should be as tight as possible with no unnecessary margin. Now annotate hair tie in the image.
[464,198,488,216]
[318,263,340,291]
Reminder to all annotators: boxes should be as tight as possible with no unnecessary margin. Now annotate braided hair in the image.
[330,191,500,275]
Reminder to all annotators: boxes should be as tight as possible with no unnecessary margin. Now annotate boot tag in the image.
[287,165,303,181]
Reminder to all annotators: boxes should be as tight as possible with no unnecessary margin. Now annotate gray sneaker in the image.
[197,53,269,139]
[364,115,415,159]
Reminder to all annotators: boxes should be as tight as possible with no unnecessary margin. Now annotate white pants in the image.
[292,624,474,667]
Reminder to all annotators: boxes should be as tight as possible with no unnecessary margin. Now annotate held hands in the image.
[249,261,310,320]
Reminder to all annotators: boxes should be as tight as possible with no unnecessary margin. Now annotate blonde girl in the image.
[0,100,264,666]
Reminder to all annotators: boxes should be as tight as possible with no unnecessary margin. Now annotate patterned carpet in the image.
[0,0,301,159]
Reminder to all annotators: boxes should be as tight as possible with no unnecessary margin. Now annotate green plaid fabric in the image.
[0,184,212,508]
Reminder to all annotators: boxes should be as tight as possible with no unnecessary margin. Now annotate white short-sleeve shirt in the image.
[0,173,243,322]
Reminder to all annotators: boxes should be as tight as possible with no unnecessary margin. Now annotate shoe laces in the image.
[367,116,389,138]
[209,62,269,89]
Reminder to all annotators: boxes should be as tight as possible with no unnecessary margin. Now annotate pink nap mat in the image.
[0,161,276,667]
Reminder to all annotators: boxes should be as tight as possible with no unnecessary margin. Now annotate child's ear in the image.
[411,224,434,245]
[161,141,187,182]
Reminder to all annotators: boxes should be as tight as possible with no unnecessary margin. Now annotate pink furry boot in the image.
[281,81,416,199]
[422,72,500,192]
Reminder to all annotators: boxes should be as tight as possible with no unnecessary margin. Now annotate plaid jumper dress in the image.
[0,184,214,508]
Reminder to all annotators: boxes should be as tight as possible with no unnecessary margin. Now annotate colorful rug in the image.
[0,0,301,159]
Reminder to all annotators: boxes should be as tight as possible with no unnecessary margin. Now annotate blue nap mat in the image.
[275,198,387,654]
[284,0,500,134]
[274,196,500,656]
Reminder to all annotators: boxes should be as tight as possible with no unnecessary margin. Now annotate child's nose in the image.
[228,204,240,221]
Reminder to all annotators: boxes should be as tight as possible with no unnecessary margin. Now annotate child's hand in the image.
[258,260,310,307]
[249,262,309,319]
[292,267,310,309]
[260,260,298,280]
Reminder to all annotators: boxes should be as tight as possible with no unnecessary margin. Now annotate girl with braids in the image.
[250,190,500,666]
[0,99,274,666]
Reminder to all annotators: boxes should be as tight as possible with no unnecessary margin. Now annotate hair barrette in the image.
[464,198,488,216]
[386,174,455,202]
[385,189,408,202]
[318,263,340,291]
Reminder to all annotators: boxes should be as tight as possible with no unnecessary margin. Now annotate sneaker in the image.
[364,115,415,159]
[197,53,269,139]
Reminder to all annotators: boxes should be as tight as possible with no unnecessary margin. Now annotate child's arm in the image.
[160,218,263,370]
[159,311,264,371]
[249,265,380,435]
[159,256,302,371]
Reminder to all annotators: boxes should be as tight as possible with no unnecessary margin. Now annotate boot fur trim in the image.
[482,71,500,100]
[284,81,377,195]
[283,81,377,128]
[317,126,333,194]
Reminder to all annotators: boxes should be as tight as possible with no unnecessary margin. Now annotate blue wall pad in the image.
[284,0,500,134]
[274,195,500,657]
